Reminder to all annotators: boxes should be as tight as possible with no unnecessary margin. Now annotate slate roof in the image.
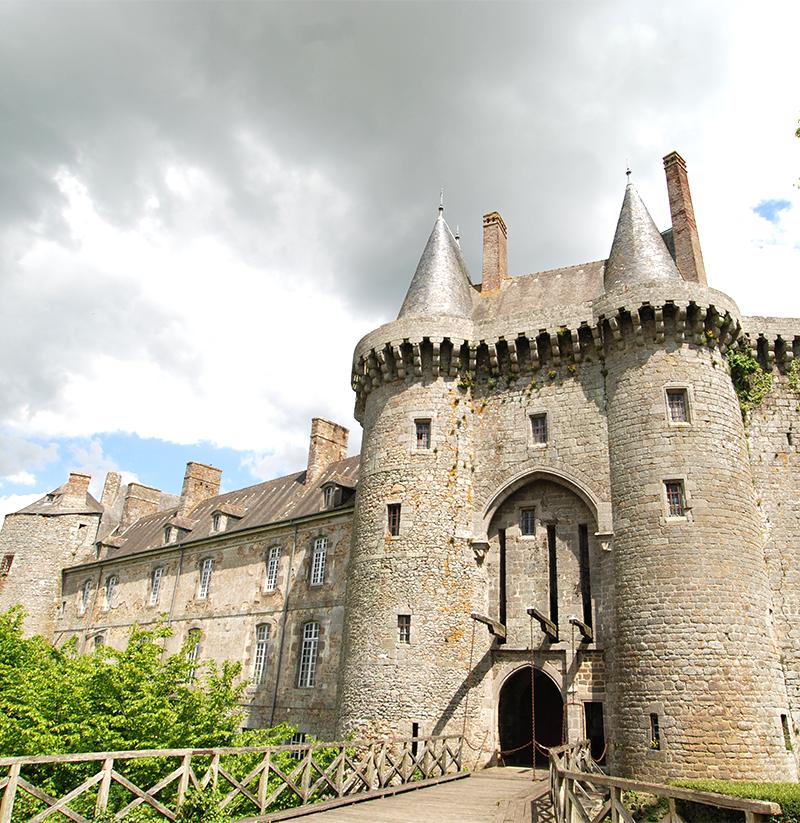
[17,483,104,517]
[398,210,475,320]
[102,455,360,560]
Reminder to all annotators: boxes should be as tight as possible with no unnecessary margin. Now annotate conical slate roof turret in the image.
[397,208,474,320]
[604,180,681,292]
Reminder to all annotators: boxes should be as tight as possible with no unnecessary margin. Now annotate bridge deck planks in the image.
[289,769,549,823]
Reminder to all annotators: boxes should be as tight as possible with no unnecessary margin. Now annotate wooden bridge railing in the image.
[0,734,463,822]
[548,740,782,823]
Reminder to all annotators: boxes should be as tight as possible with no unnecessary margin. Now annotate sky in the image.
[1,0,798,521]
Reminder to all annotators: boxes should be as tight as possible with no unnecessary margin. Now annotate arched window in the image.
[253,624,270,685]
[103,575,118,611]
[297,622,320,688]
[79,580,93,615]
[310,537,327,586]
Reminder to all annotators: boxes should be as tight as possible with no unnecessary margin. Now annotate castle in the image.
[2,151,799,783]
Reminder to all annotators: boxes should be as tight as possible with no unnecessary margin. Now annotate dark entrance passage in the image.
[498,666,564,767]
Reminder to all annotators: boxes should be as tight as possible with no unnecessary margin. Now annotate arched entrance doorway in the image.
[498,667,564,767]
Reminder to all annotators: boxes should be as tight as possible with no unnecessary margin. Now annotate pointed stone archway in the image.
[498,666,564,767]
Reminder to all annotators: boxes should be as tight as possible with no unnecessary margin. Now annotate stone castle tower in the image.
[3,150,800,784]
[340,153,798,781]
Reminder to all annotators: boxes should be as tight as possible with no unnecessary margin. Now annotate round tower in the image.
[602,181,796,780]
[336,209,493,744]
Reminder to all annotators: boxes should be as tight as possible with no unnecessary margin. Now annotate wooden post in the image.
[611,786,621,823]
[0,764,20,823]
[376,742,387,789]
[258,752,270,814]
[668,797,678,823]
[301,747,312,803]
[95,757,114,814]
[336,746,345,798]
[366,743,376,790]
[177,753,192,807]
[209,752,220,790]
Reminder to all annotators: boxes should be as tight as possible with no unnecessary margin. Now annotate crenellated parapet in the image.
[739,317,800,370]
[351,283,746,419]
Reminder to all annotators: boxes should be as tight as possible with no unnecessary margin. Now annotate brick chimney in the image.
[481,211,508,293]
[179,462,222,516]
[306,418,349,484]
[100,472,122,508]
[120,483,162,530]
[62,472,91,506]
[663,151,707,286]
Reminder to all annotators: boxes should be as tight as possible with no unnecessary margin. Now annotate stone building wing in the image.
[18,479,104,517]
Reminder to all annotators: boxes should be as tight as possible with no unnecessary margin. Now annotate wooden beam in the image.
[569,616,594,642]
[527,607,559,642]
[470,612,507,642]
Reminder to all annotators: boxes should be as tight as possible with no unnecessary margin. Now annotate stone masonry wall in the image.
[57,513,353,740]
[0,512,101,637]
[605,337,795,781]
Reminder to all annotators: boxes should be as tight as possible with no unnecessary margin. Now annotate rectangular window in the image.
[211,513,226,532]
[649,713,661,750]
[164,525,175,544]
[310,537,327,586]
[530,413,548,445]
[397,614,411,644]
[387,503,402,536]
[415,419,431,450]
[666,389,689,423]
[265,546,281,591]
[103,575,118,611]
[149,567,164,606]
[298,622,319,688]
[253,624,270,685]
[187,629,201,682]
[665,481,686,517]
[198,558,213,599]
[79,580,92,615]
[0,554,14,576]
[323,485,338,509]
[519,508,535,536]
[290,731,307,760]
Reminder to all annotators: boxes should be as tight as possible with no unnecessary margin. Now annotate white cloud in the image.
[68,439,140,498]
[3,471,36,486]
[0,493,43,526]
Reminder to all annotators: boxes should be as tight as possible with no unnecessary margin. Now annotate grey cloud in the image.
[0,432,58,477]
[0,1,732,320]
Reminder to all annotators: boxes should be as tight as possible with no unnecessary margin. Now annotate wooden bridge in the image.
[0,735,785,822]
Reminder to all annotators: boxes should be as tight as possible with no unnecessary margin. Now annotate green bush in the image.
[673,779,800,823]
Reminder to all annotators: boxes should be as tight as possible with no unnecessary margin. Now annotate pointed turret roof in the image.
[397,209,474,320]
[604,181,681,293]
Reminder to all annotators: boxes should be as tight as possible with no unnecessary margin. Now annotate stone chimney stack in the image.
[481,211,508,293]
[179,462,222,516]
[100,472,122,508]
[120,483,162,530]
[63,472,91,506]
[663,151,707,286]
[306,418,349,484]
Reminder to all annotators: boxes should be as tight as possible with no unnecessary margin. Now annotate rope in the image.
[461,618,477,742]
[530,615,537,772]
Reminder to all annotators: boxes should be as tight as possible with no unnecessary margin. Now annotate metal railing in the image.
[0,734,464,822]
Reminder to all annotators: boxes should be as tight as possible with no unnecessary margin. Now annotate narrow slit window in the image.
[665,481,686,518]
[411,722,419,757]
[198,558,213,599]
[297,622,319,688]
[253,623,270,685]
[782,714,793,751]
[387,503,402,536]
[578,525,592,629]
[310,537,327,586]
[415,419,431,450]
[265,546,281,591]
[397,614,411,644]
[650,713,661,750]
[149,567,164,606]
[666,389,689,423]
[520,508,536,536]
[530,413,548,444]
[547,524,559,627]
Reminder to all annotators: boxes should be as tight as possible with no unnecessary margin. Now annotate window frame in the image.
[664,385,691,427]
[297,621,320,688]
[323,485,339,510]
[397,614,411,644]
[79,580,93,616]
[387,503,402,537]
[102,575,118,611]
[253,623,270,685]
[186,629,201,682]
[149,566,164,607]
[0,554,14,576]
[519,508,536,537]
[198,557,213,600]
[211,513,226,533]
[664,479,687,519]
[310,537,327,587]
[414,419,432,451]
[265,546,281,592]
[529,412,548,446]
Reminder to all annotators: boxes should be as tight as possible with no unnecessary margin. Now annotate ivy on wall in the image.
[727,349,773,416]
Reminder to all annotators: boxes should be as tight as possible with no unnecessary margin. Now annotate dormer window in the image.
[323,485,339,510]
[164,526,177,545]
[211,513,226,533]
